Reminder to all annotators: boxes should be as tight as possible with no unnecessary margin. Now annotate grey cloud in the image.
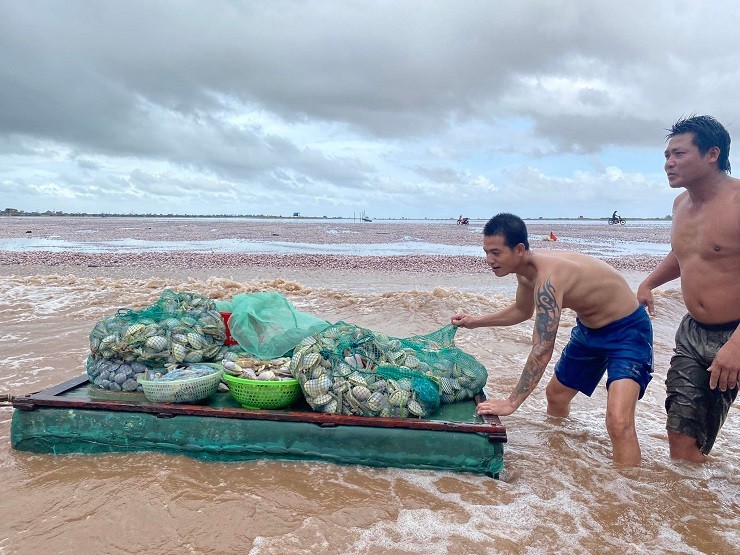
[76,158,101,170]
[529,113,664,154]
[1,1,691,148]
[2,1,740,218]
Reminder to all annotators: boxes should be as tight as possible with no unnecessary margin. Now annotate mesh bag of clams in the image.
[87,289,233,391]
[290,322,488,418]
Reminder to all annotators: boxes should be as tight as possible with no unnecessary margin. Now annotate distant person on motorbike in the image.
[610,211,625,225]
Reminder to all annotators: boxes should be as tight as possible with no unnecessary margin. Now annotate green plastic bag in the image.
[228,292,330,359]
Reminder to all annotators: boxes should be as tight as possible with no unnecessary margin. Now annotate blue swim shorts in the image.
[554,306,653,398]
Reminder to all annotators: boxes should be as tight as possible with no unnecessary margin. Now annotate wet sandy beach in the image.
[0,216,668,277]
[1,216,736,555]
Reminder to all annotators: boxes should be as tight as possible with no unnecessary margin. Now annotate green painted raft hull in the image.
[11,376,506,477]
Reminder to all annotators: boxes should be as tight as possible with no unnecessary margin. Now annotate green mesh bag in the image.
[87,289,230,390]
[400,325,458,350]
[289,322,488,419]
[228,292,331,359]
[399,325,488,403]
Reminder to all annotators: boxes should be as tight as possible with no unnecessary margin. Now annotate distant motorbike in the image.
[608,217,626,225]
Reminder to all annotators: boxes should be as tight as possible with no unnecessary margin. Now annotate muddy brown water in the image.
[0,218,736,554]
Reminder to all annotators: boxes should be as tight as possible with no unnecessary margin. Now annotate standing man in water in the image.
[637,115,740,463]
[451,213,653,466]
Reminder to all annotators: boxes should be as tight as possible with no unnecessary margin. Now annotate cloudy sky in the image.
[1,1,738,219]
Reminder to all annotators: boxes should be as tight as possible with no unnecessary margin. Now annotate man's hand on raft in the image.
[477,398,517,416]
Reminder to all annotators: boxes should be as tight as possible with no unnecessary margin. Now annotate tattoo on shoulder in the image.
[534,279,559,343]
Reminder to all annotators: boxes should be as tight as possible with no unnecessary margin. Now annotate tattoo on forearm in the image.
[513,358,544,401]
[511,279,560,402]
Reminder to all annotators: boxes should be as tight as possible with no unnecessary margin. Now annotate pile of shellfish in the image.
[86,357,147,392]
[87,290,233,391]
[221,352,294,381]
[289,322,488,418]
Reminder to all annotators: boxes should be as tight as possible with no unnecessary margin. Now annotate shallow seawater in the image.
[0,272,737,554]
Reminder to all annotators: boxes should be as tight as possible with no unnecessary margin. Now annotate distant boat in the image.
[361,216,372,222]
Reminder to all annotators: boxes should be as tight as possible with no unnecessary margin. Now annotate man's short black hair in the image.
[483,213,530,250]
[667,115,731,173]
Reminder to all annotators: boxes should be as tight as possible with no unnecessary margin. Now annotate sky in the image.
[1,1,739,220]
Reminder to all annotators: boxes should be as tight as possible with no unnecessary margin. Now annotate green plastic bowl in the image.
[222,372,302,409]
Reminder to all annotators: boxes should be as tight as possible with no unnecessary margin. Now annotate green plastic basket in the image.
[137,364,223,404]
[223,373,302,409]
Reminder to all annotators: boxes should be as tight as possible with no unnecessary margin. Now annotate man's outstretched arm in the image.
[477,277,561,416]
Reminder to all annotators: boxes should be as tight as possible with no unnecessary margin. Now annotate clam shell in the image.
[183,349,203,363]
[302,352,321,370]
[366,391,386,412]
[323,326,342,338]
[311,393,334,406]
[351,385,371,402]
[396,377,413,391]
[124,323,147,338]
[368,380,386,392]
[441,393,455,403]
[171,333,187,345]
[407,399,425,417]
[298,335,317,347]
[462,367,479,379]
[145,335,169,352]
[348,372,367,387]
[304,375,331,397]
[334,363,353,377]
[389,389,410,407]
[344,354,364,369]
[404,354,420,369]
[100,335,118,346]
[391,350,406,365]
[187,333,208,350]
[332,380,350,394]
[161,318,182,330]
[321,399,339,413]
[172,343,187,362]
[439,377,455,394]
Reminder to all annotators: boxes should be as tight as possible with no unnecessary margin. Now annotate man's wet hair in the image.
[483,213,530,250]
[667,115,732,173]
